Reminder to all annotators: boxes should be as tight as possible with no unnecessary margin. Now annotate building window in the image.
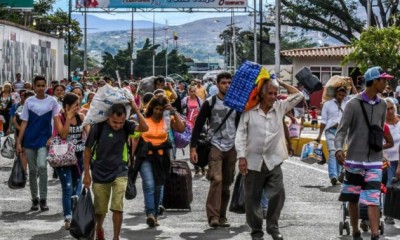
[310,66,342,86]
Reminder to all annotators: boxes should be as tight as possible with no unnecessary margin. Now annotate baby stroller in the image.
[338,164,388,236]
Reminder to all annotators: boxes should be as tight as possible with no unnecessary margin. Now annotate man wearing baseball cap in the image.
[335,66,393,240]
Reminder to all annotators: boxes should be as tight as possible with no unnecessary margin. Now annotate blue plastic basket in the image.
[224,61,261,112]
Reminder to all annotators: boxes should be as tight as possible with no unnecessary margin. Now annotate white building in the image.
[0,20,64,85]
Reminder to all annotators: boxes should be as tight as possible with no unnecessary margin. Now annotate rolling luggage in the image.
[163,160,193,211]
[384,178,400,220]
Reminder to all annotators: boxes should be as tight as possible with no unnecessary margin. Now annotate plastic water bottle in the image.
[163,110,171,130]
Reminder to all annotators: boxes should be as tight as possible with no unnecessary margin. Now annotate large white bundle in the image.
[322,75,353,104]
[137,76,156,97]
[83,84,134,126]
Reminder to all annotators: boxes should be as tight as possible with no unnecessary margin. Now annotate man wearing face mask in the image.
[235,78,303,240]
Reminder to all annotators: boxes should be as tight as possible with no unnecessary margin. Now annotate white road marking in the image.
[283,158,327,174]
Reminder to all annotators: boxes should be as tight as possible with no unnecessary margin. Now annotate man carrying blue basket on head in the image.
[335,66,394,240]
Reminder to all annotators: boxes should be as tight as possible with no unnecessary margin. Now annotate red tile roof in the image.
[281,45,353,58]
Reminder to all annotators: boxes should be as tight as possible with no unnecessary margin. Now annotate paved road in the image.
[0,130,399,240]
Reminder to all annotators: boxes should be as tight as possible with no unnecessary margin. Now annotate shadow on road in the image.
[0,211,62,223]
[179,225,249,240]
[300,185,341,193]
[31,227,71,240]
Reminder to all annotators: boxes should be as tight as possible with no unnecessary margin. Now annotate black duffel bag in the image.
[384,178,400,220]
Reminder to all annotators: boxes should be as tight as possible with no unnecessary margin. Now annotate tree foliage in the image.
[272,0,400,44]
[0,0,82,52]
[101,40,188,79]
[216,27,316,65]
[342,26,400,78]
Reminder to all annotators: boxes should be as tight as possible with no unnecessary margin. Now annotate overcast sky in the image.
[53,0,268,26]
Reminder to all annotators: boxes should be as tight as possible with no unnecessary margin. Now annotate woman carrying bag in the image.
[53,93,90,230]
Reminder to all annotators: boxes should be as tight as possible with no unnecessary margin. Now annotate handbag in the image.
[1,135,15,159]
[48,136,77,167]
[358,100,384,152]
[195,108,234,168]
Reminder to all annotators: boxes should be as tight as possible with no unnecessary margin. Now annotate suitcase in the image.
[163,160,193,211]
[295,67,322,93]
[384,178,400,220]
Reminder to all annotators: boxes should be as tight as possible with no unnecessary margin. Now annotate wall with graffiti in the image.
[0,21,64,85]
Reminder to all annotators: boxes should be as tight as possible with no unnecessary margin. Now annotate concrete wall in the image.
[0,20,64,85]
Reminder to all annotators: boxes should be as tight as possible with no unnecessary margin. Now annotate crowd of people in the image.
[2,66,400,240]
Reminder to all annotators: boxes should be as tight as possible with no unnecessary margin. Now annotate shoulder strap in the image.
[209,108,234,140]
[92,121,105,153]
[210,95,217,109]
[358,100,371,127]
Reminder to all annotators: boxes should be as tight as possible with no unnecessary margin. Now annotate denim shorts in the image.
[339,166,382,206]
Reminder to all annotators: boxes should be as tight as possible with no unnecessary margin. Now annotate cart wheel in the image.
[339,221,344,235]
[344,222,350,235]
[380,221,384,235]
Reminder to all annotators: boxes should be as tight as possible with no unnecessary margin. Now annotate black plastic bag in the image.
[384,178,400,220]
[70,188,95,239]
[125,166,137,200]
[229,174,245,214]
[8,155,26,189]
[195,137,211,168]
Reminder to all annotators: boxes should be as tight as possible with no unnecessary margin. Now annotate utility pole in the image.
[68,0,72,80]
[259,0,263,64]
[130,9,134,80]
[367,0,371,27]
[165,20,169,76]
[253,0,257,63]
[274,0,281,77]
[152,12,155,76]
[84,7,87,74]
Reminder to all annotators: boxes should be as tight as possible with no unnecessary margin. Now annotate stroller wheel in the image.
[339,221,344,235]
[344,221,350,235]
[380,221,384,235]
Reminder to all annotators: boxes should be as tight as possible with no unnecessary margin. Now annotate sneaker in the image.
[384,217,395,225]
[194,169,201,177]
[30,199,39,211]
[371,234,380,240]
[39,199,49,211]
[219,217,230,227]
[330,177,338,186]
[353,231,363,240]
[147,214,156,227]
[96,228,105,240]
[158,205,165,216]
[209,217,219,228]
[64,219,71,230]
[360,220,369,232]
[201,169,206,176]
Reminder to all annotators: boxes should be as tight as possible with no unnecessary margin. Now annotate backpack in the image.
[174,122,192,149]
[91,121,133,164]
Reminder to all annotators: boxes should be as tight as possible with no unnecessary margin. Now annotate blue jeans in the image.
[387,161,398,187]
[25,147,48,200]
[55,153,83,220]
[260,189,269,209]
[325,128,342,179]
[140,160,162,217]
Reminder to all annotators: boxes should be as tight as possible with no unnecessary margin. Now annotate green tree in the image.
[272,0,400,44]
[216,27,316,65]
[342,26,400,79]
